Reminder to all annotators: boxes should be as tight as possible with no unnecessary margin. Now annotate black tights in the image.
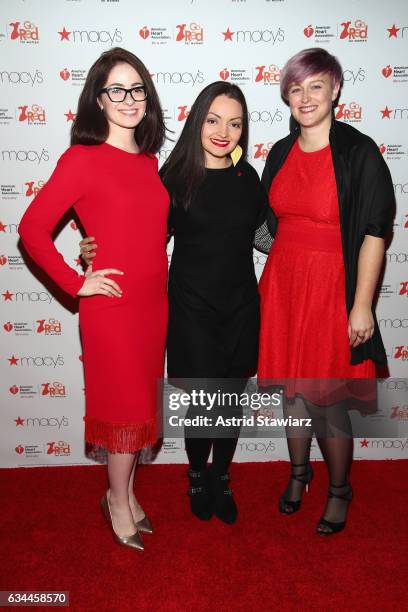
[184,377,247,475]
[283,396,353,524]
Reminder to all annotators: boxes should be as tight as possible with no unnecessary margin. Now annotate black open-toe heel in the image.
[279,462,314,515]
[187,468,213,520]
[317,482,353,536]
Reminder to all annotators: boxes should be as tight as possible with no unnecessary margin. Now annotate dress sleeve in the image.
[18,147,87,297]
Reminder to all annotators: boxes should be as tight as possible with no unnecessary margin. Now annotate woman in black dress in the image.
[161,82,265,524]
[81,82,265,524]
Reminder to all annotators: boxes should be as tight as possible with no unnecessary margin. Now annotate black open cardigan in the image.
[254,119,396,366]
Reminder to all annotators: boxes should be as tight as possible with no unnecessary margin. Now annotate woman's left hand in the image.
[348,304,374,347]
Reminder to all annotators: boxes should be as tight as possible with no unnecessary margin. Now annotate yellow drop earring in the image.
[230,144,243,167]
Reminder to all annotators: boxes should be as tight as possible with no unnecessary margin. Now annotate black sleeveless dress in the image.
[166,160,265,379]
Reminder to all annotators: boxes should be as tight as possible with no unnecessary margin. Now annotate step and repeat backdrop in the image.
[1,0,407,467]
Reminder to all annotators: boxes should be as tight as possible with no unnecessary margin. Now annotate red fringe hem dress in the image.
[19,144,169,452]
[258,141,375,405]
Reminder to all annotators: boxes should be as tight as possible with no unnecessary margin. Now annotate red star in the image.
[360,438,369,448]
[15,416,25,426]
[222,27,234,41]
[380,106,393,119]
[2,290,13,301]
[58,27,71,41]
[75,257,82,266]
[8,355,19,366]
[387,24,400,38]
[0,221,7,232]
[64,110,76,122]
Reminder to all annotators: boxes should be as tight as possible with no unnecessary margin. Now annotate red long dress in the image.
[258,141,374,403]
[19,143,169,451]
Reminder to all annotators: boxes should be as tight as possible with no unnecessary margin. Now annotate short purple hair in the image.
[280,47,343,103]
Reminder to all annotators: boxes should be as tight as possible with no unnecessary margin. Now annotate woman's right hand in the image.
[79,236,97,267]
[77,269,124,298]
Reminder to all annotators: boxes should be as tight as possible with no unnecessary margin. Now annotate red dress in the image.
[19,143,169,451]
[258,141,374,403]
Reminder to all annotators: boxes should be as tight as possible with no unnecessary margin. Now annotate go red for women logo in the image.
[9,21,39,43]
[18,104,46,124]
[175,23,204,44]
[177,106,191,121]
[253,143,273,161]
[394,346,408,360]
[25,180,44,197]
[339,20,368,41]
[399,281,408,296]
[254,65,281,84]
[41,382,67,397]
[335,102,362,122]
[47,441,71,456]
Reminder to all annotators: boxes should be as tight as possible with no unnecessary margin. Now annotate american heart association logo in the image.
[139,26,150,39]
[219,68,230,81]
[60,68,70,81]
[382,65,392,78]
[304,25,314,38]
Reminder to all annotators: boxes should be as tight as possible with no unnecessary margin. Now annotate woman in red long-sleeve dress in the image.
[19,48,169,550]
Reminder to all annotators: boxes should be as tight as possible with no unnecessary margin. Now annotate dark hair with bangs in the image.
[71,47,165,154]
[280,47,343,104]
[160,81,248,209]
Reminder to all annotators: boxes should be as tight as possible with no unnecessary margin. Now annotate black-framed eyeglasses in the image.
[98,86,147,103]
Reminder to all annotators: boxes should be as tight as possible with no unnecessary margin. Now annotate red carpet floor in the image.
[1,461,407,611]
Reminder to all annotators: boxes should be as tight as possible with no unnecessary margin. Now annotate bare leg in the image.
[128,452,145,523]
[107,452,138,537]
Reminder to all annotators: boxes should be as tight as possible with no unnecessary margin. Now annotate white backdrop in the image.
[1,0,407,467]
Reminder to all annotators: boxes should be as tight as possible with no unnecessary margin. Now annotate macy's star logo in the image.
[64,110,76,122]
[387,24,400,38]
[360,439,369,448]
[222,28,234,41]
[58,27,71,41]
[2,290,13,301]
[380,106,393,119]
[15,417,25,426]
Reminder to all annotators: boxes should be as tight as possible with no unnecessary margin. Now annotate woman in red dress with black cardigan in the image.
[19,48,169,550]
[256,48,395,535]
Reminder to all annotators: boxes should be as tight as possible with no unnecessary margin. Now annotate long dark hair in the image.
[160,81,249,209]
[71,47,165,154]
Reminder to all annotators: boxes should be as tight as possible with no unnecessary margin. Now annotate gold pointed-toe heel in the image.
[101,494,144,551]
[136,514,153,534]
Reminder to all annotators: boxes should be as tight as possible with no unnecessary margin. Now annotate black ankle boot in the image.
[210,471,238,524]
[187,468,213,520]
